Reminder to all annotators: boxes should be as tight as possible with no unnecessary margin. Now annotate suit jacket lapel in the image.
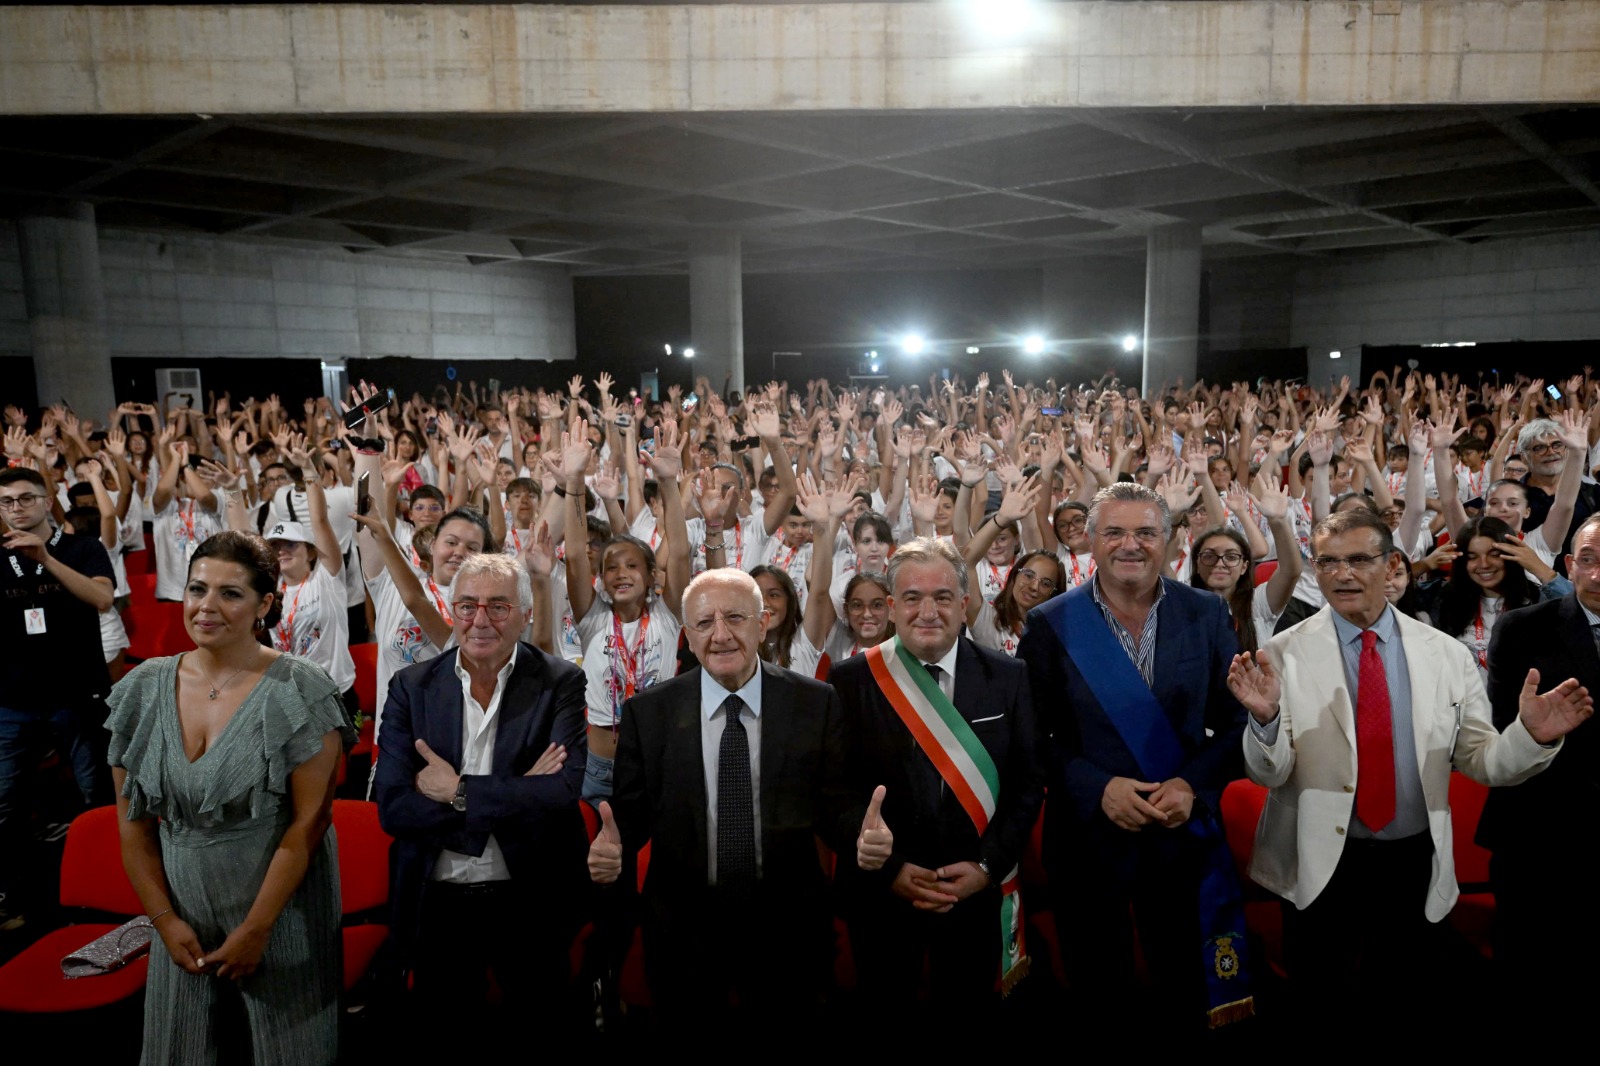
[1557,596,1600,693]
[1396,613,1445,764]
[669,668,710,876]
[426,652,466,771]
[758,663,793,855]
[492,645,544,775]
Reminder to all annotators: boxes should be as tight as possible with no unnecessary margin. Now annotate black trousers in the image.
[411,881,576,1045]
[1283,833,1468,1023]
[1491,846,1599,1019]
[1053,831,1207,1031]
[849,887,1000,1012]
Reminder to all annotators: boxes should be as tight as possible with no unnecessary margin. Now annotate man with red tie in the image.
[1226,509,1592,1020]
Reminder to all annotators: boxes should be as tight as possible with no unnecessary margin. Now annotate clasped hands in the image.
[1101,775,1195,832]
[856,785,989,912]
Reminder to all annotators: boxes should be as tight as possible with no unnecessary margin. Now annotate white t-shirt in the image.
[819,620,868,679]
[969,600,1021,657]
[270,482,362,608]
[973,558,1013,607]
[687,513,768,574]
[1455,593,1502,683]
[1250,583,1287,651]
[773,625,822,678]
[582,606,682,728]
[1055,547,1096,589]
[151,493,225,600]
[629,508,663,552]
[368,567,448,747]
[272,564,355,691]
[759,530,813,609]
[549,564,609,665]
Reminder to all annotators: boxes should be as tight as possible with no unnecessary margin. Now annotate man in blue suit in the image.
[1017,482,1250,1031]
[376,552,588,1040]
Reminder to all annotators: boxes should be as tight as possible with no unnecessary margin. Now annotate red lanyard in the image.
[1068,553,1094,587]
[649,527,660,550]
[276,577,307,650]
[773,531,801,571]
[610,608,651,717]
[178,499,197,544]
[985,561,1011,593]
[508,527,524,555]
[727,521,744,567]
[1473,603,1488,669]
[424,576,452,623]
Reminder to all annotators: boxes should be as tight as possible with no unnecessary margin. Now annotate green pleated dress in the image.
[106,653,355,1066]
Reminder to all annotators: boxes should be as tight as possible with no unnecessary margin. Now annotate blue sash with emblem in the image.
[1051,587,1254,1027]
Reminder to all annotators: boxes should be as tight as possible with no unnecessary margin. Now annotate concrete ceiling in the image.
[2,105,1597,275]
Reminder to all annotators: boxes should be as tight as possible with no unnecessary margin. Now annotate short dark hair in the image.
[1311,509,1395,558]
[852,511,893,545]
[189,531,283,629]
[0,467,46,492]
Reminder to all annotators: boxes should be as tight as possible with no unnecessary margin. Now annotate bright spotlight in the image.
[966,346,981,355]
[683,347,695,359]
[1121,334,1139,353]
[901,333,926,356]
[664,344,673,356]
[1023,334,1045,356]
[1329,350,1342,360]
[870,362,881,374]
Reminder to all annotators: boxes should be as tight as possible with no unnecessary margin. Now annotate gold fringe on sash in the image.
[999,956,1031,998]
[1206,996,1256,1028]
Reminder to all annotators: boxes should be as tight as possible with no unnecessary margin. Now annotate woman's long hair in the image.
[1438,516,1532,637]
[994,549,1065,634]
[1189,526,1260,656]
[750,563,800,668]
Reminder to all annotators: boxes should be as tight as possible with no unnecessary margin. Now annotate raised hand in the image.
[642,422,683,479]
[1227,651,1282,725]
[1251,471,1291,519]
[1518,669,1594,744]
[524,520,556,578]
[1557,407,1591,451]
[1307,431,1334,468]
[996,473,1042,526]
[695,476,736,529]
[2,426,26,460]
[568,375,584,398]
[1145,441,1176,478]
[795,471,832,525]
[588,801,623,884]
[749,401,781,440]
[1428,414,1465,452]
[857,785,893,870]
[591,462,622,502]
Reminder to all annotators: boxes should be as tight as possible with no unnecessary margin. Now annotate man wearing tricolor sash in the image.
[828,537,1045,1010]
[1017,482,1254,1030]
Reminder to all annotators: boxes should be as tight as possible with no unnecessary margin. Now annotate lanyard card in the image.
[24,607,46,635]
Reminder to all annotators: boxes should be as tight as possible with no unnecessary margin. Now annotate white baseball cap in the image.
[265,521,314,545]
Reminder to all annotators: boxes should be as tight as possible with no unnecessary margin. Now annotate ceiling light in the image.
[683,347,695,359]
[901,333,926,356]
[1122,334,1139,353]
[664,344,673,356]
[1329,350,1342,360]
[1023,335,1045,356]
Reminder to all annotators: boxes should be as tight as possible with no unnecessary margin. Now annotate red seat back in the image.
[1252,560,1278,587]
[1448,772,1493,887]
[1219,779,1268,883]
[332,799,392,915]
[59,806,143,915]
[351,643,379,716]
[579,800,599,843]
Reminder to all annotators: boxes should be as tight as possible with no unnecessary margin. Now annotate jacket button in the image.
[1335,826,1345,835]
[1343,785,1354,793]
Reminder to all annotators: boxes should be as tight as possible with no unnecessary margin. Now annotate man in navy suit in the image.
[829,536,1045,1011]
[375,552,588,1039]
[1018,482,1249,1030]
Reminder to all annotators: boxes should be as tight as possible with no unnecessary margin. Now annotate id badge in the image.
[184,539,199,566]
[24,607,46,635]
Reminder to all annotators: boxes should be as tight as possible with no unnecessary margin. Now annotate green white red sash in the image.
[865,636,1030,994]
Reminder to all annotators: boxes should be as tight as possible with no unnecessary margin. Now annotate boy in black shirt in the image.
[0,467,115,930]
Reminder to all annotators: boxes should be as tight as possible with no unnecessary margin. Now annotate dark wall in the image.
[347,356,584,404]
[111,355,322,411]
[0,357,39,416]
[1364,341,1600,386]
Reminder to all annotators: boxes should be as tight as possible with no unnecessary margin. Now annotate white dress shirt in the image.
[701,665,764,883]
[431,647,519,883]
[917,639,960,702]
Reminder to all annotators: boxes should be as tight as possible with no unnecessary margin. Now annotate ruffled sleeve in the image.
[104,656,179,820]
[261,656,358,798]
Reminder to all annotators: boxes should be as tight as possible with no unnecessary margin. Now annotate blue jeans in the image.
[582,752,614,802]
[0,703,112,895]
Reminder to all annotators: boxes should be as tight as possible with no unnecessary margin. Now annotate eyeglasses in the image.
[1015,567,1059,593]
[1198,550,1245,567]
[1097,527,1163,546]
[453,600,516,622]
[1312,553,1385,575]
[687,611,761,635]
[1525,440,1565,455]
[0,493,44,510]
[1057,516,1087,531]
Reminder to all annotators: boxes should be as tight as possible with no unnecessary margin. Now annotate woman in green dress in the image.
[108,531,353,1064]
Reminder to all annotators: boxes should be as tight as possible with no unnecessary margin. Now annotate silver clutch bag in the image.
[60,915,155,979]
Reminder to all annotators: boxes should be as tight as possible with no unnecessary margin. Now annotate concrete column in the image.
[689,232,744,396]
[17,203,115,416]
[1141,223,1202,397]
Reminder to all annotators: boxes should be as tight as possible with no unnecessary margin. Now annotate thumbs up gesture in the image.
[413,738,460,803]
[857,785,894,870]
[588,800,623,884]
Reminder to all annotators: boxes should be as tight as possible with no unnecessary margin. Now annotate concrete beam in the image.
[1,3,1596,116]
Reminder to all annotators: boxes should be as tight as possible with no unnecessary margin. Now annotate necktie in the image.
[924,663,944,691]
[716,695,756,891]
[1355,630,1396,832]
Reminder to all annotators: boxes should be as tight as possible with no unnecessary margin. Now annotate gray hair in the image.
[448,552,534,612]
[681,567,764,619]
[886,535,969,597]
[1517,418,1561,457]
[1086,482,1171,540]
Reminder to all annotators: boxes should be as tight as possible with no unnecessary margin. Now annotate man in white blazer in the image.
[1227,509,1592,1019]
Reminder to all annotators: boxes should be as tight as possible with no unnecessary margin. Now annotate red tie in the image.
[1355,630,1396,832]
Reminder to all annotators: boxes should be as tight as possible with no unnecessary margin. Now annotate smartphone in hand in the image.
[356,472,372,516]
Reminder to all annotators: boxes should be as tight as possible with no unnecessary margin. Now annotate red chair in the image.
[1446,772,1495,959]
[351,644,379,719]
[332,799,392,991]
[126,599,188,662]
[1252,560,1278,587]
[1218,778,1287,978]
[123,547,150,579]
[0,807,148,1013]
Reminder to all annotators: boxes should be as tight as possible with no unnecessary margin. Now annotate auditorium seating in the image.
[0,806,148,1013]
[1252,560,1277,586]
[332,799,391,992]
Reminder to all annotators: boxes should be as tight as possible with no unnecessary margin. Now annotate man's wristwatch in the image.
[976,859,991,879]
[451,779,467,812]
